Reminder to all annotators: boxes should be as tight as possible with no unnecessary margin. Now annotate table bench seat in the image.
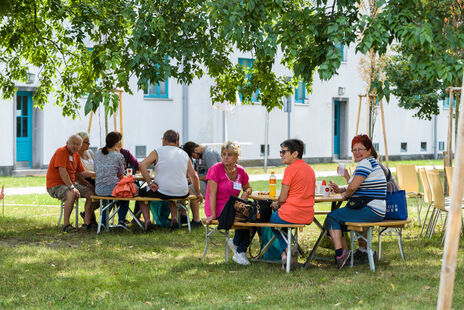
[345,218,412,271]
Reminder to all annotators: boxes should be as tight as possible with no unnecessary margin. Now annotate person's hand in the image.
[271,201,280,211]
[344,169,350,181]
[149,182,159,192]
[329,181,340,193]
[240,191,249,200]
[205,215,215,224]
[196,193,204,203]
[72,188,81,199]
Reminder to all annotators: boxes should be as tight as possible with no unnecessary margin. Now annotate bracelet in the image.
[69,184,75,190]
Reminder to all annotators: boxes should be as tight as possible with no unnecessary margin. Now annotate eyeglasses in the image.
[280,149,289,155]
[83,141,90,145]
[351,148,367,153]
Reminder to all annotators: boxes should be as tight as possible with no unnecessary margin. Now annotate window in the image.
[135,145,147,158]
[238,58,259,102]
[400,142,407,152]
[373,143,379,151]
[144,80,168,98]
[443,96,456,109]
[421,142,427,152]
[439,141,445,151]
[295,80,306,104]
[260,144,270,156]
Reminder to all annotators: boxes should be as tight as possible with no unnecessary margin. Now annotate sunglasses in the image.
[280,149,290,155]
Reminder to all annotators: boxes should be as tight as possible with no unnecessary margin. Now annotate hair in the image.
[280,139,304,159]
[221,141,241,157]
[76,131,89,141]
[102,131,122,155]
[182,141,200,158]
[351,134,378,159]
[163,130,179,143]
[67,134,83,144]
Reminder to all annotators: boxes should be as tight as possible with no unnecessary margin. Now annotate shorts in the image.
[47,184,90,202]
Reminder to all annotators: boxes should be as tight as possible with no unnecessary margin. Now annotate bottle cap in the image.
[322,180,326,186]
[271,172,275,174]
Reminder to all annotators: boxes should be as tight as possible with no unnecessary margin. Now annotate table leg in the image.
[286,228,292,273]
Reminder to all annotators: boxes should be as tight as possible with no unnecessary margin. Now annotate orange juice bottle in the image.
[269,172,276,198]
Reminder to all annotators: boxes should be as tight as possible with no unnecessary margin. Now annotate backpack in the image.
[112,175,138,198]
[379,162,400,193]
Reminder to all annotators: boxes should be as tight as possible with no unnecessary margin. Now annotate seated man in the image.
[138,130,203,230]
[46,135,96,232]
[182,141,221,227]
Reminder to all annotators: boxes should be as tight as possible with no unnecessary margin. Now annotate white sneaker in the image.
[232,252,250,266]
[227,238,238,255]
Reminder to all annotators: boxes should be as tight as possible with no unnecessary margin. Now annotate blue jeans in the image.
[117,201,130,224]
[233,229,256,253]
[270,211,294,254]
[326,206,384,232]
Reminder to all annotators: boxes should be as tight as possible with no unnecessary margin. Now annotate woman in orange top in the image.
[270,139,315,265]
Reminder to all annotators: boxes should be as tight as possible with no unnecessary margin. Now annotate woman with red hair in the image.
[326,134,387,269]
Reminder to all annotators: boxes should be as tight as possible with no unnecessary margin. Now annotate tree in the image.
[360,0,464,120]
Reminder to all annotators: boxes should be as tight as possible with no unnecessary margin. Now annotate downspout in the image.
[182,84,189,143]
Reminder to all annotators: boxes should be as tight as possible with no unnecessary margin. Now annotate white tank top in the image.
[154,146,189,196]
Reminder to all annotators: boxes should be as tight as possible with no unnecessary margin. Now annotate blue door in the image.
[16,92,33,167]
[333,100,340,158]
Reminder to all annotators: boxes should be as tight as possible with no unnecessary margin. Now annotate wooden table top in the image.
[249,191,344,203]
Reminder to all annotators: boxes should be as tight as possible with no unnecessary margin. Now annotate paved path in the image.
[3,165,442,195]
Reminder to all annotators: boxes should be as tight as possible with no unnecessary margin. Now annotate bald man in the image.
[46,135,96,232]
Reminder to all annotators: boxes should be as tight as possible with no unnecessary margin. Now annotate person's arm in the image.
[342,175,365,199]
[187,160,203,203]
[271,184,290,210]
[58,167,80,198]
[240,182,252,200]
[140,150,158,192]
[76,173,94,189]
[205,180,218,224]
[125,150,140,171]
[79,170,96,179]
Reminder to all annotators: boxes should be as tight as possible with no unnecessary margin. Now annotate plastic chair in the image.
[418,168,433,236]
[424,169,447,239]
[396,165,423,224]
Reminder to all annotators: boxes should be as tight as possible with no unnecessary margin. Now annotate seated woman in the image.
[94,131,130,228]
[204,142,252,265]
[268,139,315,268]
[327,134,387,269]
[76,131,97,224]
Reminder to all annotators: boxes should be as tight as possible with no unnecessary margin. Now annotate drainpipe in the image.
[182,84,189,143]
[433,114,437,159]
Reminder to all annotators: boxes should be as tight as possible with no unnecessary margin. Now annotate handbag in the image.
[112,175,138,198]
[385,190,408,220]
[346,196,375,209]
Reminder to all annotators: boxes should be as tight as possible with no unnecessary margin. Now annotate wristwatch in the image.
[69,184,75,190]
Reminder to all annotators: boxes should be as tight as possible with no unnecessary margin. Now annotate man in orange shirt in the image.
[46,135,96,232]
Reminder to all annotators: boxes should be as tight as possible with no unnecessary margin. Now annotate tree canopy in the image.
[0,0,462,118]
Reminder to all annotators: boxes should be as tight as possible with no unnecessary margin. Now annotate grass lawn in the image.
[1,177,463,309]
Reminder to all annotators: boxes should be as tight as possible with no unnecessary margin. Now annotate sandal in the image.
[81,224,93,231]
[62,224,77,233]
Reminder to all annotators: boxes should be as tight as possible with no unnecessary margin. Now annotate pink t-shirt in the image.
[204,163,249,218]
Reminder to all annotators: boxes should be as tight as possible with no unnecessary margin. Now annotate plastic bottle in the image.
[269,172,277,198]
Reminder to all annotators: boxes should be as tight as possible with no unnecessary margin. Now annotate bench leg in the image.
[286,227,292,273]
[57,201,64,227]
[177,202,191,232]
[397,228,405,260]
[350,231,355,267]
[366,228,375,271]
[201,224,214,261]
[97,200,103,234]
[75,200,79,228]
[304,228,327,269]
[225,230,230,262]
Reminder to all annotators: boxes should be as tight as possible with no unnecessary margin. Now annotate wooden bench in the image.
[201,219,306,273]
[90,195,197,234]
[345,218,412,271]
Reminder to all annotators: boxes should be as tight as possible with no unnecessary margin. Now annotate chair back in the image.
[426,169,446,210]
[418,168,432,204]
[396,165,420,193]
[445,166,453,189]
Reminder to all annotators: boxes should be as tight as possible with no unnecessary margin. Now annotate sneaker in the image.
[190,220,203,228]
[181,214,188,224]
[335,249,351,269]
[353,249,377,265]
[232,252,250,266]
[227,238,238,256]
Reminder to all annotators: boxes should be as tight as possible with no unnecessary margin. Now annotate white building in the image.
[0,45,452,175]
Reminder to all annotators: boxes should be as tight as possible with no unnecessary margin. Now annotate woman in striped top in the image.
[326,134,387,269]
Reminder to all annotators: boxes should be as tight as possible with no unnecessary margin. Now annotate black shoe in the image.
[181,215,188,224]
[169,222,179,232]
[190,220,203,228]
[335,249,351,269]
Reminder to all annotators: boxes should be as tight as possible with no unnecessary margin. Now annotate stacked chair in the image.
[396,165,423,226]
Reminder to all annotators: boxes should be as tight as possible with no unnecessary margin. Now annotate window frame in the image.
[144,79,169,99]
[295,80,306,104]
[238,58,259,102]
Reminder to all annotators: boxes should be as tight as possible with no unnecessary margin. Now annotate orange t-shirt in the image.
[46,146,85,189]
[278,159,315,224]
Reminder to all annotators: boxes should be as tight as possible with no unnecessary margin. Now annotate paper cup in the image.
[315,181,322,194]
[321,185,330,197]
[337,163,346,176]
[126,168,133,175]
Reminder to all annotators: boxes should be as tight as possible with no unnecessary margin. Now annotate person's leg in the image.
[168,201,177,226]
[117,200,130,224]
[138,202,152,228]
[233,229,255,253]
[270,212,293,254]
[188,188,200,222]
[63,190,76,227]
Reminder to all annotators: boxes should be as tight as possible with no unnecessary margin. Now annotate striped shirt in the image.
[350,156,387,216]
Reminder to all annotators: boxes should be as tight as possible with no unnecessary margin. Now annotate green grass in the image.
[0,177,463,309]
[0,176,46,188]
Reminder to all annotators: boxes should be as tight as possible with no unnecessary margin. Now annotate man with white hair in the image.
[46,135,96,232]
